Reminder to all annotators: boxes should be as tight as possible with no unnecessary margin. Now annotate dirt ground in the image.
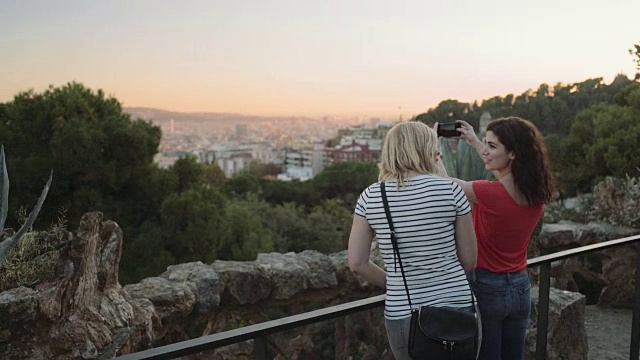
[585,305,635,360]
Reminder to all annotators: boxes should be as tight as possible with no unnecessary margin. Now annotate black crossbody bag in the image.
[380,182,480,360]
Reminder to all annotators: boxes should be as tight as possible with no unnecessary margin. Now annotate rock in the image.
[0,212,150,359]
[537,221,638,252]
[526,287,588,360]
[534,221,639,307]
[598,244,638,308]
[0,287,38,340]
[160,262,221,315]
[255,252,311,299]
[212,260,271,305]
[124,276,196,324]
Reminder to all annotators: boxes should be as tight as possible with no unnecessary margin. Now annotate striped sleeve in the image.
[452,181,471,216]
[354,187,370,217]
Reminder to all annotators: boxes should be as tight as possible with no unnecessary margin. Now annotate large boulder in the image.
[533,221,639,306]
[526,287,588,360]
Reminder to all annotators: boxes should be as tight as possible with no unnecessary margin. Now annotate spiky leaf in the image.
[439,139,458,178]
[456,140,493,181]
[0,171,52,266]
[0,145,8,231]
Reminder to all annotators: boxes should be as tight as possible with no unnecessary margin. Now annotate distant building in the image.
[206,142,278,177]
[154,150,193,168]
[325,143,381,164]
[235,123,248,141]
[277,166,314,181]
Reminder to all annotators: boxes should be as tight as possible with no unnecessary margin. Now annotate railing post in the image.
[255,334,268,360]
[535,261,551,360]
[630,244,640,360]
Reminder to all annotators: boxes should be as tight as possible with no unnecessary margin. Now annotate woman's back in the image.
[355,174,473,320]
[471,180,543,272]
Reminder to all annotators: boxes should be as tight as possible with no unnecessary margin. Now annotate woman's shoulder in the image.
[471,179,501,191]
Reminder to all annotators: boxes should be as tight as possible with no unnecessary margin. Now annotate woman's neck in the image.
[405,170,427,178]
[499,172,529,206]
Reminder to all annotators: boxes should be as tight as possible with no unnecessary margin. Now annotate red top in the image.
[472,180,544,273]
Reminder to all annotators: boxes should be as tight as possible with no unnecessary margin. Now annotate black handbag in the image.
[380,183,479,360]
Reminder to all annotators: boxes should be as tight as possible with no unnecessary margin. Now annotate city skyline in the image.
[2,0,638,118]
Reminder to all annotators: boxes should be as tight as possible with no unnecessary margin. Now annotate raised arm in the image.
[434,120,483,204]
[455,120,485,159]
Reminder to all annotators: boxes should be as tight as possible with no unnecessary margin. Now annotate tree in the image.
[261,178,316,207]
[0,83,161,229]
[204,163,226,186]
[414,100,473,127]
[170,155,205,193]
[223,172,262,199]
[306,199,352,253]
[555,83,640,194]
[311,161,378,207]
[217,199,274,261]
[630,43,640,80]
[120,185,228,282]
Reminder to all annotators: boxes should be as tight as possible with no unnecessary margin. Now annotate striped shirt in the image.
[355,174,473,320]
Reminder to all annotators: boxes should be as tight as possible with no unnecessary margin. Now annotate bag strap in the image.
[380,182,477,311]
[380,182,413,309]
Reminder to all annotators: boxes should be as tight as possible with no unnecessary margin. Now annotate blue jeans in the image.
[471,269,531,360]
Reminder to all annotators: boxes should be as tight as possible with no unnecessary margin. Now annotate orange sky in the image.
[1,1,638,118]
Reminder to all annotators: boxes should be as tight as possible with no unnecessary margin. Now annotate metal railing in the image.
[117,234,640,360]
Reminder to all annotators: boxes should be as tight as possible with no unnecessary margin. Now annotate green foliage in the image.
[0,212,71,292]
[248,161,281,178]
[170,155,205,193]
[0,145,53,266]
[414,99,471,126]
[204,163,226,186]
[439,139,493,181]
[217,200,274,261]
[630,43,640,80]
[0,232,57,291]
[311,161,379,207]
[156,186,227,263]
[261,178,316,207]
[542,201,591,224]
[228,195,349,255]
[414,77,633,137]
[120,186,227,283]
[223,172,262,198]
[0,82,161,230]
[591,176,640,228]
[553,83,640,194]
[306,199,352,253]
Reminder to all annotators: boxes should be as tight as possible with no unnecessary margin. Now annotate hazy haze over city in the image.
[1,0,638,119]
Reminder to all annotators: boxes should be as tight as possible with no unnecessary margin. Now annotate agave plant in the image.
[0,145,52,267]
[440,138,493,181]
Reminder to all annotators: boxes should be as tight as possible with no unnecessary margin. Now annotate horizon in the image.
[1,1,638,118]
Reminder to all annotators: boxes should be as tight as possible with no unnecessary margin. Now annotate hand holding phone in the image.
[437,122,461,137]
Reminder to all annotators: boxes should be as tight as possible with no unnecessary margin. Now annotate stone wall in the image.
[0,212,594,359]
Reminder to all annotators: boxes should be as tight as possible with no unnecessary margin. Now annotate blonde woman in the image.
[348,121,477,360]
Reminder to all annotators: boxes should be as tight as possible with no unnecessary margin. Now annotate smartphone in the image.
[437,122,461,137]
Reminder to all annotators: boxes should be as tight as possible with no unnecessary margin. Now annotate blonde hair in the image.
[379,121,439,186]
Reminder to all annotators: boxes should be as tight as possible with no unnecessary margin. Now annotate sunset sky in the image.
[2,0,638,118]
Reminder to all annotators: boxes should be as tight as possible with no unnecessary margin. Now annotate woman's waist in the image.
[472,268,529,285]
